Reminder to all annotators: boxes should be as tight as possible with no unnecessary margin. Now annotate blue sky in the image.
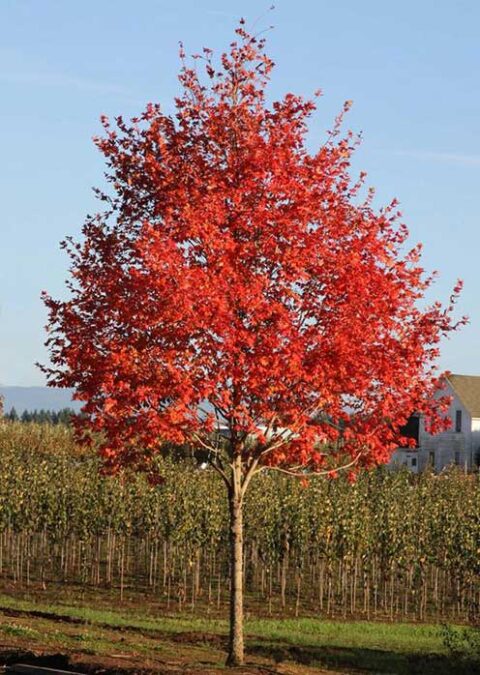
[0,0,478,385]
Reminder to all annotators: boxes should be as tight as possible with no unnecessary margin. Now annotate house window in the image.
[455,410,462,433]
[399,415,420,448]
[411,457,417,468]
[454,451,460,466]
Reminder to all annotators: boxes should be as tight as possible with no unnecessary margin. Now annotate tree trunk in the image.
[226,461,244,666]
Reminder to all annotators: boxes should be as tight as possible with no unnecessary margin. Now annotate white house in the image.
[390,374,480,473]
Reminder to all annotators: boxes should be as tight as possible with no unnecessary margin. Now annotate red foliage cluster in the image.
[42,23,465,476]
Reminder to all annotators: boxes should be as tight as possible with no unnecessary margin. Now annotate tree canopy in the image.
[43,23,463,478]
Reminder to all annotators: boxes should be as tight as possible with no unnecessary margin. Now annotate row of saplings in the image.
[0,422,479,627]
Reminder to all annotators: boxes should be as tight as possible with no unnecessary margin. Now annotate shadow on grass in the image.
[250,642,480,674]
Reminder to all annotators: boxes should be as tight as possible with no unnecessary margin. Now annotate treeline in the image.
[2,407,75,425]
[0,422,479,623]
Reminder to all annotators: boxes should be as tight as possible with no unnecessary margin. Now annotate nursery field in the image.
[1,423,479,623]
[0,422,479,672]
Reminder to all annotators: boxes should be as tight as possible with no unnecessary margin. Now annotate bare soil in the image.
[0,607,338,674]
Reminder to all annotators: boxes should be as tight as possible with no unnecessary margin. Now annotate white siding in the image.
[471,418,480,432]
[390,381,475,472]
[390,449,419,473]
[471,419,480,467]
[417,383,472,471]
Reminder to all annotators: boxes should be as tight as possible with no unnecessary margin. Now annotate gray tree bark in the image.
[226,457,245,666]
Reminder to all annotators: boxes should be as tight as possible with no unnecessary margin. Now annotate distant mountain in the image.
[0,387,81,414]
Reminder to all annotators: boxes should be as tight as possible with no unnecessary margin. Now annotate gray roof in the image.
[447,374,480,418]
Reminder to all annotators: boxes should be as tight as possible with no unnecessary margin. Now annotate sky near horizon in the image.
[0,0,479,386]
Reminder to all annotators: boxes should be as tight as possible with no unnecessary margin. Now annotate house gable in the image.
[446,374,480,419]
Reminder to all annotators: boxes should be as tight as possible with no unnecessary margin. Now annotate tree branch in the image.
[263,450,364,478]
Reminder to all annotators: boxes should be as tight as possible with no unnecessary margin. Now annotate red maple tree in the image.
[42,22,463,665]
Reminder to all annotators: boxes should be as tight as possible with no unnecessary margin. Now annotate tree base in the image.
[226,653,245,667]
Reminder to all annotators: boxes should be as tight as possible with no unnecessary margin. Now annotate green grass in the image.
[0,592,227,634]
[0,622,39,638]
[248,616,445,652]
[0,592,446,650]
[0,592,477,674]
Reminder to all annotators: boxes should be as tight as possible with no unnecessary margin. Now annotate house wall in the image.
[417,383,473,471]
[471,419,480,466]
[390,381,475,472]
[389,448,420,473]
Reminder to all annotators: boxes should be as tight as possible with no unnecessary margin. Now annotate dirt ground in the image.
[1,585,474,674]
[0,606,340,675]
[0,646,340,674]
